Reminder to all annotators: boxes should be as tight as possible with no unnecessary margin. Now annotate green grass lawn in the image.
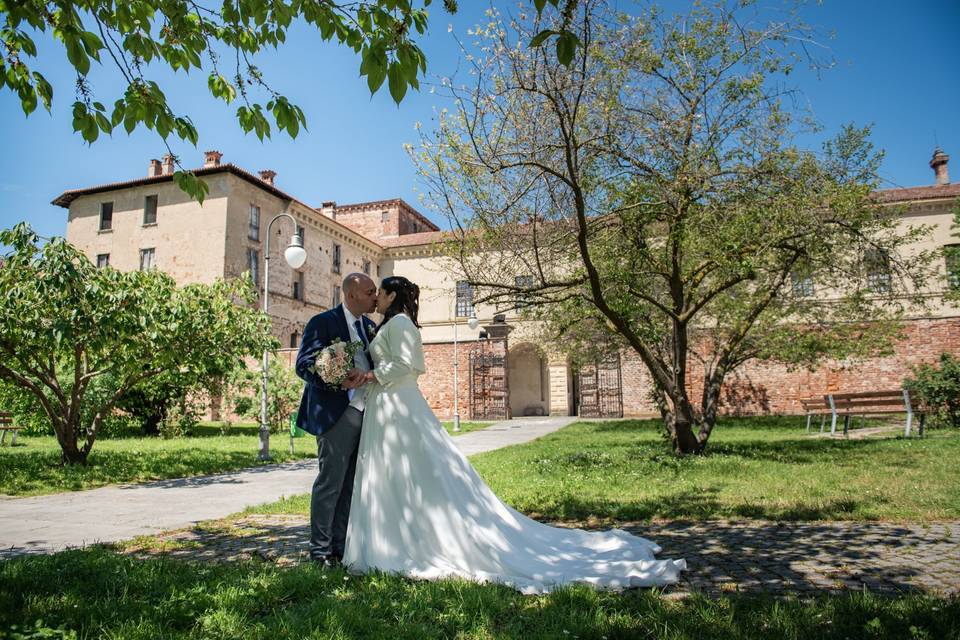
[0,424,317,496]
[440,420,492,436]
[0,420,494,497]
[250,417,960,522]
[1,548,956,640]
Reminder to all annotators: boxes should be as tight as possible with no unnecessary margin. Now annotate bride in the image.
[343,276,685,594]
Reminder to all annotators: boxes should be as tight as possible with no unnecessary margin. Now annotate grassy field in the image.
[1,548,956,640]
[440,420,491,436]
[0,423,316,496]
[0,421,493,497]
[250,417,960,522]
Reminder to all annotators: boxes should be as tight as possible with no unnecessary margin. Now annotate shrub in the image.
[904,353,960,429]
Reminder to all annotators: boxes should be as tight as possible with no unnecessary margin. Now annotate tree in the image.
[236,358,303,433]
[946,198,960,303]
[0,223,276,463]
[411,0,938,454]
[1,0,457,200]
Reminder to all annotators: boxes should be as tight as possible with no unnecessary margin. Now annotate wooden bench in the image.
[824,390,924,438]
[0,412,20,446]
[801,397,832,433]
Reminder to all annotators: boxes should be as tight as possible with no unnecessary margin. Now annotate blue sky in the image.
[1,1,958,240]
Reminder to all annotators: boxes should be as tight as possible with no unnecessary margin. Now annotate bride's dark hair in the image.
[379,276,421,328]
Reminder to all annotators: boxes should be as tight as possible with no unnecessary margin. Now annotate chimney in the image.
[930,147,950,186]
[148,159,162,177]
[320,201,337,219]
[161,154,175,176]
[203,150,223,168]
[258,169,277,185]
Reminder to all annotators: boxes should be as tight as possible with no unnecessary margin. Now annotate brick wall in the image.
[420,342,472,419]
[619,316,960,417]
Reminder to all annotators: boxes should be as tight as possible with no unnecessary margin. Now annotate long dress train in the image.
[343,313,685,594]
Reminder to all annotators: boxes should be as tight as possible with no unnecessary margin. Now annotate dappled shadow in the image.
[114,458,315,491]
[3,546,957,639]
[616,519,960,596]
[721,379,772,416]
[703,436,911,466]
[521,491,876,523]
[124,514,960,598]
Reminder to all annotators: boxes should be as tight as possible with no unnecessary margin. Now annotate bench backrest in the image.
[824,390,908,410]
[0,412,12,424]
[800,397,829,410]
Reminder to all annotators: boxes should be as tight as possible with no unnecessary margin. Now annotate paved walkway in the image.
[0,416,576,558]
[125,514,960,597]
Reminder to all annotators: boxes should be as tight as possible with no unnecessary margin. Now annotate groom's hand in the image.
[341,368,364,390]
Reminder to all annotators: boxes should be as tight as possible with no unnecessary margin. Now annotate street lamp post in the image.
[258,211,307,461]
[452,310,479,432]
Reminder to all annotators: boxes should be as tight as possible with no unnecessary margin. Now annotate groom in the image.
[295,272,378,566]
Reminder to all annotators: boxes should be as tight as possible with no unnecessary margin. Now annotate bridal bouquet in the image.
[311,339,363,386]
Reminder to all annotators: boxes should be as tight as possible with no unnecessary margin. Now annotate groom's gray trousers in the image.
[310,406,363,560]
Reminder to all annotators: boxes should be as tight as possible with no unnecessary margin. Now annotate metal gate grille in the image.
[469,340,509,420]
[577,354,623,418]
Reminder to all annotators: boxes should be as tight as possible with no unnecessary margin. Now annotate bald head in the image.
[343,272,377,316]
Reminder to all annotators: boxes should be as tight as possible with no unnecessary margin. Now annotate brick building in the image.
[54,149,960,420]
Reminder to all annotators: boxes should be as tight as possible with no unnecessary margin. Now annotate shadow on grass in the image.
[1,547,956,639]
[526,490,873,523]
[0,447,313,496]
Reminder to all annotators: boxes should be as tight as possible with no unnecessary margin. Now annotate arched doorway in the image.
[508,342,549,417]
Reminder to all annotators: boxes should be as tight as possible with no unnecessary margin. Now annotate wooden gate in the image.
[577,355,623,418]
[469,340,510,420]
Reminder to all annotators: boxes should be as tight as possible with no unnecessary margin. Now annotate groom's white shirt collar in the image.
[342,305,364,329]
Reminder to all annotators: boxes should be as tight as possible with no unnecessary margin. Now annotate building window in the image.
[864,248,892,293]
[296,223,305,243]
[362,259,371,275]
[139,248,156,271]
[381,210,390,223]
[332,243,341,274]
[96,253,110,268]
[376,265,380,278]
[332,285,341,308]
[456,280,474,317]
[515,275,534,311]
[248,204,261,241]
[99,202,113,231]
[946,244,960,291]
[293,271,304,300]
[791,271,815,298]
[143,194,158,225]
[247,248,259,287]
[290,331,299,348]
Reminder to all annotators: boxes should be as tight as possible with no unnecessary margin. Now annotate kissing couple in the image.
[295,272,685,594]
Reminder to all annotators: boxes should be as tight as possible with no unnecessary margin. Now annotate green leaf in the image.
[65,37,90,75]
[387,61,407,104]
[529,29,556,48]
[33,72,53,111]
[111,100,125,127]
[556,32,578,67]
[367,60,387,94]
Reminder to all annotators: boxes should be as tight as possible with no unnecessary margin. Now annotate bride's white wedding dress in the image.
[343,313,685,594]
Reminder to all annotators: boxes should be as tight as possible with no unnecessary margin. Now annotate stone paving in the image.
[124,514,960,597]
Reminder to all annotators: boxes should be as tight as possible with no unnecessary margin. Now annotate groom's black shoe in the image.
[311,555,341,569]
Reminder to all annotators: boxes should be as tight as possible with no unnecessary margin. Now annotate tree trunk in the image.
[661,390,705,455]
[46,405,90,465]
[56,421,89,465]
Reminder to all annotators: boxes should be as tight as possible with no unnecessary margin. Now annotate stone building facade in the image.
[55,149,960,420]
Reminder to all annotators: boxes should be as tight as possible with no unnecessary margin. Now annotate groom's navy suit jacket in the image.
[295,305,376,436]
